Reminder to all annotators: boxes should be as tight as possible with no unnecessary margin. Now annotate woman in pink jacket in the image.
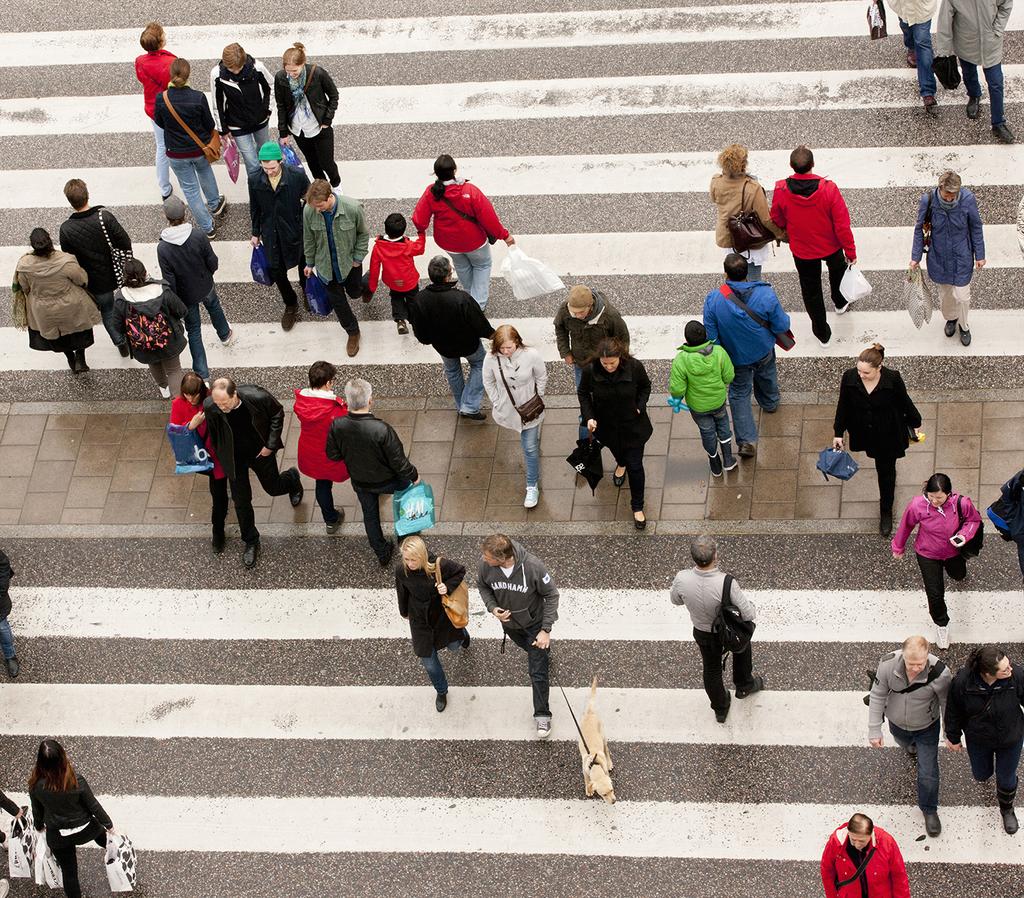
[892,472,982,650]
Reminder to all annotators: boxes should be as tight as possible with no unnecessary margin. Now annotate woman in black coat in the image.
[832,343,922,537]
[396,535,469,712]
[944,646,1024,834]
[275,42,340,186]
[578,338,654,529]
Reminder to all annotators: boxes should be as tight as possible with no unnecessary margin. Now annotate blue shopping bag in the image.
[392,483,435,537]
[251,244,273,286]
[304,273,331,316]
[166,424,214,475]
[280,141,302,169]
[816,447,859,482]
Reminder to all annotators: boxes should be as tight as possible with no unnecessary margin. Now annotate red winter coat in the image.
[293,390,350,482]
[412,181,509,253]
[368,232,426,294]
[135,49,177,120]
[770,173,856,261]
[820,824,910,898]
[169,395,225,480]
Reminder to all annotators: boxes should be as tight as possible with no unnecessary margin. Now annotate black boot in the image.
[65,351,77,370]
[73,349,89,372]
[879,507,893,537]
[998,786,1019,835]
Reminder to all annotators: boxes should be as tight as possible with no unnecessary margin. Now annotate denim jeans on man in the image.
[91,290,127,350]
[314,478,340,525]
[420,635,467,694]
[442,342,486,414]
[231,126,271,181]
[152,121,172,199]
[572,364,588,442]
[900,19,937,96]
[691,402,733,459]
[354,476,412,561]
[729,350,780,445]
[0,616,15,660]
[505,624,551,720]
[889,719,940,813]
[167,156,222,235]
[961,61,1006,126]
[521,425,541,488]
[183,287,231,380]
[450,243,493,310]
[965,736,1023,792]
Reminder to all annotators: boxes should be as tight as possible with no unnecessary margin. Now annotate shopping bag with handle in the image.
[105,832,139,892]
[816,447,860,482]
[223,139,240,183]
[34,837,63,889]
[499,245,564,300]
[393,483,435,537]
[304,274,331,317]
[280,140,302,170]
[839,264,872,304]
[8,807,35,878]
[165,423,214,475]
[903,266,933,329]
[251,244,274,286]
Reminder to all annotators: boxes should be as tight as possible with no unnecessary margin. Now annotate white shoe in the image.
[220,329,235,347]
[536,718,552,740]
[158,385,171,399]
[524,486,540,508]
[936,625,950,650]
[0,877,10,898]
[836,295,859,315]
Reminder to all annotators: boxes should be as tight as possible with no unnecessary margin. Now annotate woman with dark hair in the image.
[833,343,923,537]
[482,325,547,509]
[170,371,229,552]
[945,646,1024,834]
[274,42,340,185]
[891,473,982,649]
[820,812,910,898]
[134,21,176,199]
[29,740,114,898]
[578,338,654,529]
[411,154,515,310]
[14,228,101,373]
[112,258,188,398]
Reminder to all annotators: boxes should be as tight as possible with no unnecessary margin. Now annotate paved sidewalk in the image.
[0,398,1020,528]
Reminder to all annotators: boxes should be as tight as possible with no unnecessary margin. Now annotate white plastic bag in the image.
[499,245,564,300]
[8,809,35,878]
[840,264,872,304]
[105,832,138,892]
[33,837,63,890]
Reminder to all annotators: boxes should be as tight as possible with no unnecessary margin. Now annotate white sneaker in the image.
[220,329,235,347]
[836,295,859,315]
[524,486,540,508]
[158,385,171,399]
[936,625,950,650]
[0,877,10,898]
[536,718,551,740]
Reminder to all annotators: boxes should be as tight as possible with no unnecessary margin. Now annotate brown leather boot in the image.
[346,332,361,357]
[281,306,297,331]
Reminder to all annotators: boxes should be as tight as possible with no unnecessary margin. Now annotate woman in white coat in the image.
[483,325,547,508]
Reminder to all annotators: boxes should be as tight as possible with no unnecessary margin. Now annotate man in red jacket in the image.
[365,213,426,335]
[770,145,857,345]
[820,813,910,898]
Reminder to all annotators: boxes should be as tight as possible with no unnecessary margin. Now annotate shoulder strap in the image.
[496,358,517,404]
[836,846,876,890]
[303,64,317,94]
[721,574,734,608]
[738,179,749,211]
[440,194,490,240]
[720,284,772,332]
[96,210,116,254]
[162,92,207,152]
[896,660,947,694]
[434,555,443,586]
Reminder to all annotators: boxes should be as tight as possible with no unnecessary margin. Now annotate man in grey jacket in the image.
[478,534,559,739]
[867,635,951,837]
[670,534,762,723]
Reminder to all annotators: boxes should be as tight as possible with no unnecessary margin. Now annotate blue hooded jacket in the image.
[702,280,791,367]
[911,187,984,287]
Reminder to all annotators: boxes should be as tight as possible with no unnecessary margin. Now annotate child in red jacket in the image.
[364,213,425,335]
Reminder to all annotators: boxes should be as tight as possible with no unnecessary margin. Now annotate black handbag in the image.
[497,357,545,424]
[727,181,774,253]
[719,284,795,351]
[933,56,962,90]
[712,575,756,655]
[955,495,984,558]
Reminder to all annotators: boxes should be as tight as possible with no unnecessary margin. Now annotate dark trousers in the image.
[208,473,229,538]
[47,820,107,898]
[793,248,848,343]
[505,626,551,718]
[916,552,967,626]
[1017,538,1024,582]
[269,264,307,308]
[965,736,1022,795]
[294,127,340,186]
[229,452,300,545]
[314,478,340,524]
[874,454,898,513]
[327,266,363,335]
[353,476,410,560]
[610,444,646,512]
[693,627,754,714]
[389,287,417,321]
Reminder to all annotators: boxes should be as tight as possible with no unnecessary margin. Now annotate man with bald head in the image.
[867,635,952,837]
[203,376,303,568]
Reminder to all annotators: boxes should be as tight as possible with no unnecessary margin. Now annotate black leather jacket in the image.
[203,385,285,481]
[326,412,417,489]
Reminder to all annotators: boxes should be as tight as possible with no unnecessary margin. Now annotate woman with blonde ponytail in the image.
[274,42,341,186]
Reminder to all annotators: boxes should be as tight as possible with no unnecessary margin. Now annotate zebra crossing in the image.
[2,0,1024,895]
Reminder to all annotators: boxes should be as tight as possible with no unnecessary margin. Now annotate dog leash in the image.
[559,685,597,768]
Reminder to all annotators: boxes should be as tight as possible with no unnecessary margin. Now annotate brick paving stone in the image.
[110,458,157,493]
[0,444,39,477]
[937,401,983,435]
[1,415,46,445]
[19,492,66,524]
[935,434,981,469]
[28,459,75,493]
[36,429,82,461]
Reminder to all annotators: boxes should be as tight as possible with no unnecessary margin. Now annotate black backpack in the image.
[955,495,984,558]
[712,574,755,654]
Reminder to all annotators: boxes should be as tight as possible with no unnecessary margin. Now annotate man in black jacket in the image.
[409,255,495,420]
[203,377,303,567]
[0,548,19,678]
[208,44,273,181]
[326,378,418,566]
[58,178,132,356]
[249,142,311,330]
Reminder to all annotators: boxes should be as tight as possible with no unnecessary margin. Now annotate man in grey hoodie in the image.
[867,635,951,837]
[478,534,559,739]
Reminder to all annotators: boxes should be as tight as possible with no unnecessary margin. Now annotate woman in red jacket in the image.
[821,814,911,898]
[293,360,350,533]
[134,22,176,201]
[411,154,514,311]
[169,371,228,552]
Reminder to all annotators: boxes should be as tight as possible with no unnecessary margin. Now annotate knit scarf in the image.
[937,188,961,211]
[287,68,307,104]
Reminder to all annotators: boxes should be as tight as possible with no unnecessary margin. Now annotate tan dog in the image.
[578,676,615,804]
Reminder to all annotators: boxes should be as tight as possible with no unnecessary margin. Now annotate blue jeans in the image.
[521,425,541,488]
[961,60,1005,126]
[91,290,125,349]
[691,403,733,458]
[354,476,411,560]
[0,616,15,660]
[729,350,780,445]
[315,479,340,524]
[900,19,937,96]
[231,126,271,181]
[152,120,172,198]
[420,636,466,694]
[889,719,940,813]
[450,243,493,310]
[966,736,1023,793]
[167,156,223,234]
[572,363,588,442]
[183,288,231,379]
[442,342,486,414]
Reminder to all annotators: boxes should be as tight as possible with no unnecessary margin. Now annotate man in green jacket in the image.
[302,179,369,357]
[670,320,738,477]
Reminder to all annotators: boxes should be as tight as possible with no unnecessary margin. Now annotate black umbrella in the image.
[566,438,604,494]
